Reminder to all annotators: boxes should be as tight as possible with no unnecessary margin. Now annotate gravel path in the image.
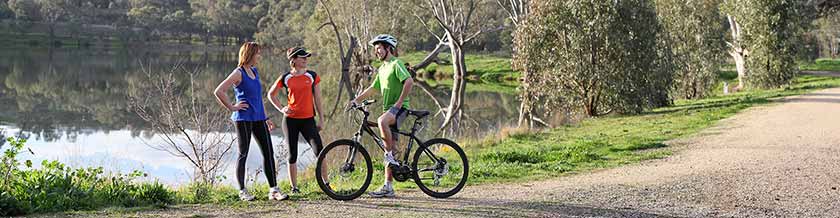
[53,85,840,218]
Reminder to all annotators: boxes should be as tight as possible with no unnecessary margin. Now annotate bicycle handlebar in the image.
[348,99,377,112]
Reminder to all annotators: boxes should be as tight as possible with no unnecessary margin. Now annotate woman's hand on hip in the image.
[266,119,275,132]
[229,101,249,111]
[280,106,293,115]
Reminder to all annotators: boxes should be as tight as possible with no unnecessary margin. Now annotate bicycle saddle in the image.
[407,110,430,119]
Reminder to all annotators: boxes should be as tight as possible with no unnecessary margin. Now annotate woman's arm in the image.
[214,71,245,111]
[267,78,291,114]
[313,83,325,129]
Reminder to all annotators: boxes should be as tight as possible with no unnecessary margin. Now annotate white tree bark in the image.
[415,0,498,136]
[727,15,748,89]
[438,41,468,135]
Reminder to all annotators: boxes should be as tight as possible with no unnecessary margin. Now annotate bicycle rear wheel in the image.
[316,139,373,201]
[411,138,469,198]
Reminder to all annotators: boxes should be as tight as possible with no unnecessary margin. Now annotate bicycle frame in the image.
[345,104,442,170]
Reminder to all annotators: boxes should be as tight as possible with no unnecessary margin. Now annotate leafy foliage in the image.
[722,0,804,88]
[514,0,674,117]
[0,138,173,216]
[656,0,727,99]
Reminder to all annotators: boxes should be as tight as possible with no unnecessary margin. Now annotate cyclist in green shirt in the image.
[350,34,414,198]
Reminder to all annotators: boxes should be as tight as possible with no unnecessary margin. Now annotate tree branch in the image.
[412,42,447,70]
[464,25,505,43]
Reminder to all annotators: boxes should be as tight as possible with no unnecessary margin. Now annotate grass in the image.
[423,78,519,94]
[1,138,175,216]
[408,51,519,93]
[799,58,840,71]
[380,51,520,93]
[398,51,516,78]
[723,58,840,72]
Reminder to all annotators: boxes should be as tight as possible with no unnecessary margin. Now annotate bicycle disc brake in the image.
[433,159,449,186]
[339,163,355,177]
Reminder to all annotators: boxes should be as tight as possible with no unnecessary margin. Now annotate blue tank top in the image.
[231,66,267,121]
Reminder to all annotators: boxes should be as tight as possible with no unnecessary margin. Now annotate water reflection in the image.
[0,47,520,185]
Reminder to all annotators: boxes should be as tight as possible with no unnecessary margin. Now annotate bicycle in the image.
[315,99,469,201]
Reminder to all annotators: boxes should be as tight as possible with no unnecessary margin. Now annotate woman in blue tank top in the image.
[213,42,287,201]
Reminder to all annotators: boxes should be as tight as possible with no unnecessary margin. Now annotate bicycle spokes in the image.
[413,141,466,195]
[317,141,372,200]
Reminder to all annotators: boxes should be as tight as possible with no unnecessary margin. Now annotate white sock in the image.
[384,181,392,189]
[269,187,279,192]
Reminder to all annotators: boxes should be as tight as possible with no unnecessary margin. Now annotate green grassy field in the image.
[395,51,520,93]
[799,58,840,71]
[398,52,515,78]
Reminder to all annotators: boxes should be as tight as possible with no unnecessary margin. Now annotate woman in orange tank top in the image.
[267,47,326,194]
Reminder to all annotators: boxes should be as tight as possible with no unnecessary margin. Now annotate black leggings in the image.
[235,120,277,189]
[285,117,324,164]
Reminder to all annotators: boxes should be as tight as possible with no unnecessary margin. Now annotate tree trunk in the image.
[727,15,748,89]
[517,96,533,128]
[204,31,210,45]
[438,42,467,135]
[413,43,446,70]
[585,97,596,116]
[732,51,747,89]
[315,0,361,119]
[48,24,56,45]
[339,37,357,99]
[327,36,358,118]
[517,68,534,129]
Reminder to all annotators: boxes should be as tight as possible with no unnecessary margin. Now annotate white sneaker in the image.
[368,185,395,198]
[384,152,400,167]
[268,187,289,201]
[239,190,255,201]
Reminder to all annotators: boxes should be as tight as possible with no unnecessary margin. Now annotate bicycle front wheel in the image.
[316,139,373,201]
[411,138,469,198]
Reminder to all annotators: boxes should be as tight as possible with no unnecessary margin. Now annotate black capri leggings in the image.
[235,120,277,190]
[285,117,324,164]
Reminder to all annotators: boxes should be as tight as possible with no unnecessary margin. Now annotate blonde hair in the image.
[238,42,260,67]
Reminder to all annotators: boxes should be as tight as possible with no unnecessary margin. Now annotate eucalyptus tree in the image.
[514,0,674,117]
[656,0,727,99]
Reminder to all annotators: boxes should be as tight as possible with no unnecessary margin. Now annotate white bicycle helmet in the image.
[369,34,398,48]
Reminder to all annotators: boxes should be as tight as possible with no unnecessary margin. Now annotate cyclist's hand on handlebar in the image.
[347,100,359,110]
